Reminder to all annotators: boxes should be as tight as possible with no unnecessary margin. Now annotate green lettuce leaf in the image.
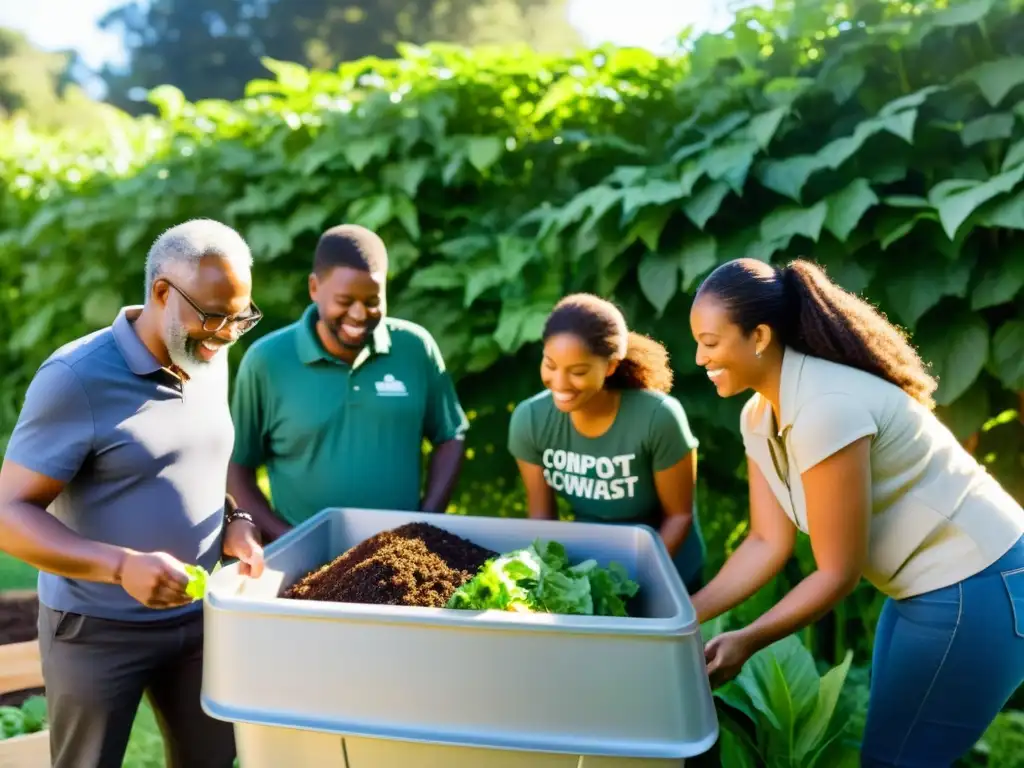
[446,538,639,617]
[184,561,223,601]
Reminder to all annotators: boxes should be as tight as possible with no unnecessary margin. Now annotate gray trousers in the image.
[37,604,236,768]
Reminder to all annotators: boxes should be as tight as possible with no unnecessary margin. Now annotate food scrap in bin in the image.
[282,522,641,617]
[283,522,496,607]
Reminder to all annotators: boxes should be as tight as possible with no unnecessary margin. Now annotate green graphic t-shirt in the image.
[507,389,705,584]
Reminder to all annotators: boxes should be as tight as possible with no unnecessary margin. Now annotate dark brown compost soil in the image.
[0,592,45,708]
[283,522,497,607]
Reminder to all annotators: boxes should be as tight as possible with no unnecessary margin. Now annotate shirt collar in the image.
[112,306,164,376]
[747,346,806,438]
[295,303,392,367]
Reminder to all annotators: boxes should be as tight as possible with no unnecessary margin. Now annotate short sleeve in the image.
[650,396,699,472]
[789,394,878,472]
[4,360,94,482]
[230,348,270,467]
[421,332,469,444]
[507,400,543,465]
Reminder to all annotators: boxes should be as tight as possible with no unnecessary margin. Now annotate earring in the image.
[755,350,762,358]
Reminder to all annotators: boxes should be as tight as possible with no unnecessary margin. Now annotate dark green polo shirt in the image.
[230,304,468,525]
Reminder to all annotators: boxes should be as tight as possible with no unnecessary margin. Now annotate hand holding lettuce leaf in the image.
[446,539,640,617]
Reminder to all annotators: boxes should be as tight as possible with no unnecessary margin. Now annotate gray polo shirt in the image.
[3,306,233,622]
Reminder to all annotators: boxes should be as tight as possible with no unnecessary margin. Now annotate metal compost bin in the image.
[201,508,718,767]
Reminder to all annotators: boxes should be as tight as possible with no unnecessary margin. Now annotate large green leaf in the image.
[247,222,292,261]
[343,136,391,172]
[493,300,551,353]
[747,107,789,149]
[392,194,420,240]
[971,245,1024,309]
[347,195,394,231]
[874,209,939,250]
[915,309,990,407]
[680,236,718,291]
[978,188,1024,230]
[621,180,688,220]
[760,201,827,243]
[991,320,1024,390]
[756,109,917,202]
[717,710,761,768]
[755,155,821,201]
[932,0,993,27]
[884,258,971,328]
[382,158,430,196]
[964,55,1024,107]
[819,62,866,105]
[260,57,311,92]
[464,265,507,307]
[961,113,1015,146]
[732,635,820,756]
[878,86,944,117]
[824,179,878,242]
[465,136,504,172]
[700,140,760,194]
[794,650,853,762]
[408,264,463,291]
[1001,139,1024,172]
[683,180,731,229]
[286,203,333,237]
[624,206,672,251]
[638,253,680,314]
[929,163,1024,238]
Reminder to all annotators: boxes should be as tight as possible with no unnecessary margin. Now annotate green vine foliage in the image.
[4,0,1024,674]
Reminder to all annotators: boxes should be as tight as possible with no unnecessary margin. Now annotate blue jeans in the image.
[861,534,1024,766]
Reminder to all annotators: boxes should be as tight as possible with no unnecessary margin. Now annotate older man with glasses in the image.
[0,218,264,768]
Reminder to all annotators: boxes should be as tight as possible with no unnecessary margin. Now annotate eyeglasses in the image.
[163,280,263,335]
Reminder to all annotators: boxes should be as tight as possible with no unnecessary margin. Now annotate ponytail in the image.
[543,294,674,394]
[696,258,938,409]
[606,331,673,393]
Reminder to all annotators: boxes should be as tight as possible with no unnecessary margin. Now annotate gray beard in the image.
[164,320,229,379]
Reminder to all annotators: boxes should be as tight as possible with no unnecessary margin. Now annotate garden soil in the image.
[0,593,43,707]
[283,522,497,607]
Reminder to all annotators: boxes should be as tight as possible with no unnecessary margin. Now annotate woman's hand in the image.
[704,629,757,688]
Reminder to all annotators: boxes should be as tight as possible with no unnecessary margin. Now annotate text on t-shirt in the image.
[541,448,639,500]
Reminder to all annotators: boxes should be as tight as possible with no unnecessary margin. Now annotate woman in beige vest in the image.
[688,257,1024,766]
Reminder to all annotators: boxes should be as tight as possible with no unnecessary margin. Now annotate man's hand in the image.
[223,518,265,578]
[119,551,193,609]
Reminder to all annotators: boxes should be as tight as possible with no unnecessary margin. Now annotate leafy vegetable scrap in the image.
[446,539,640,617]
[184,561,222,601]
[0,695,47,741]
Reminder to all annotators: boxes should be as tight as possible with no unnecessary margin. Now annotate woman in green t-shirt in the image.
[507,293,706,594]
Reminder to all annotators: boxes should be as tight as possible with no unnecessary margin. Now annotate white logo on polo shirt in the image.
[374,374,408,397]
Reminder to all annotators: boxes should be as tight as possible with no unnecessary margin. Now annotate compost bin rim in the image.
[210,506,698,635]
[203,578,700,636]
[198,695,721,759]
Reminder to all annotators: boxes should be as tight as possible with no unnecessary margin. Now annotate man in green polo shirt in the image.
[227,225,469,539]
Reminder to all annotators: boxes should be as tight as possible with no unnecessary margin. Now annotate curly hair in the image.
[543,293,674,393]
[695,258,938,409]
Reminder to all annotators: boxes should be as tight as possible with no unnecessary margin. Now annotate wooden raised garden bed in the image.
[0,590,49,768]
